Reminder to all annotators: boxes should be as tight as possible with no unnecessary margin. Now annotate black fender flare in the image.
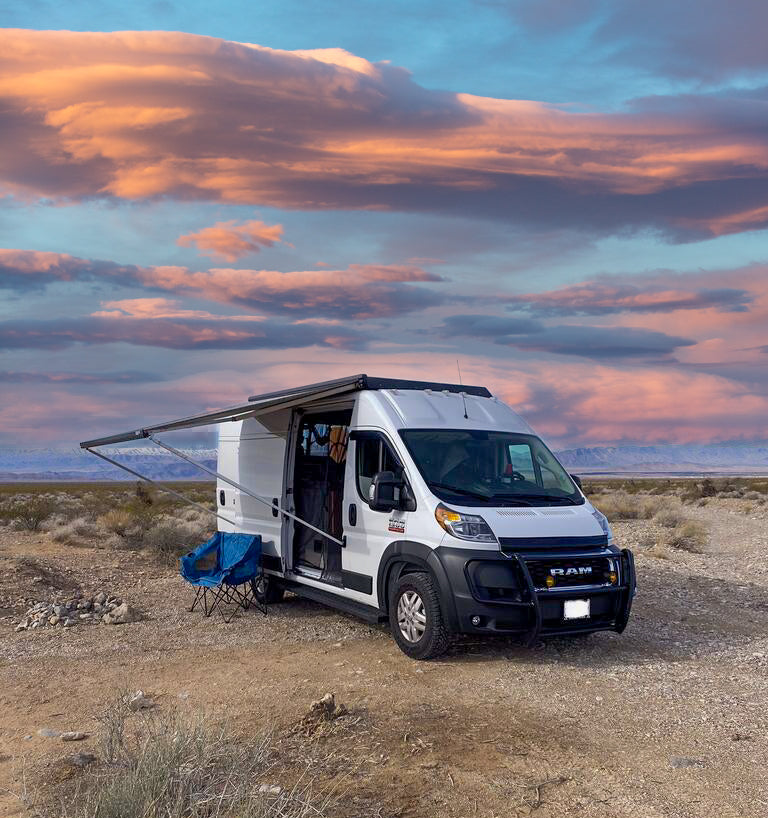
[377,540,459,631]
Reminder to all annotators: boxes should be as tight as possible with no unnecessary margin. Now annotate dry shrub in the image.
[50,517,102,546]
[53,699,331,818]
[9,496,56,531]
[653,506,687,528]
[664,520,708,553]
[100,509,135,537]
[595,491,661,521]
[143,517,210,565]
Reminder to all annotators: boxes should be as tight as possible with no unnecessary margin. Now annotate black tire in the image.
[254,575,285,605]
[389,572,451,660]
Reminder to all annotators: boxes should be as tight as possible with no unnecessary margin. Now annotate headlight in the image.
[435,503,497,543]
[591,508,614,545]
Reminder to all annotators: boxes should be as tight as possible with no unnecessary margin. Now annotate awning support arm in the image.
[84,447,237,528]
[148,435,345,547]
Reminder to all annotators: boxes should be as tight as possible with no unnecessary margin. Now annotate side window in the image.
[355,434,407,506]
[356,437,380,501]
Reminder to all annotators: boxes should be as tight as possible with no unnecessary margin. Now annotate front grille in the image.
[527,556,615,590]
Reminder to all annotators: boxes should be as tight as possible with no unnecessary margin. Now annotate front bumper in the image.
[433,543,635,644]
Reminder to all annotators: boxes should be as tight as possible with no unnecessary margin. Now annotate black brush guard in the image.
[507,548,636,646]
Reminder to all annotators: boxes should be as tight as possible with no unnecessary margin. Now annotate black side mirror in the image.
[570,473,583,489]
[370,470,400,512]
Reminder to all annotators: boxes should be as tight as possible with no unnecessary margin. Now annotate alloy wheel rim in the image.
[397,590,427,643]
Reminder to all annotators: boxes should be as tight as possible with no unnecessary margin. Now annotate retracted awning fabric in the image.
[79,374,368,448]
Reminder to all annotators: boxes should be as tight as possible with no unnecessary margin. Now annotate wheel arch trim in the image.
[377,540,459,630]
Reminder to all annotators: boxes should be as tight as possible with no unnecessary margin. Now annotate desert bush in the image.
[50,517,102,545]
[55,701,330,818]
[594,491,661,521]
[653,506,687,528]
[9,496,56,531]
[100,509,135,537]
[664,520,708,553]
[143,517,208,564]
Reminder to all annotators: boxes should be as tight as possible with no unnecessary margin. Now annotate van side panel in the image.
[217,410,292,567]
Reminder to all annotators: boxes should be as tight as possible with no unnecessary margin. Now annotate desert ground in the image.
[0,479,766,818]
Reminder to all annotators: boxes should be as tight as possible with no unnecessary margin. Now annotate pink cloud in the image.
[0,249,446,319]
[177,219,286,261]
[91,297,267,321]
[1,30,767,235]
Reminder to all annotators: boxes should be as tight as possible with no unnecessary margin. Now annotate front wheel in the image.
[389,572,450,660]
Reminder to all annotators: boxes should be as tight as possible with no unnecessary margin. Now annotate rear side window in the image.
[356,434,404,504]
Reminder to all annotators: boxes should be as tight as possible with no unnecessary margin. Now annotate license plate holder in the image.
[563,598,590,620]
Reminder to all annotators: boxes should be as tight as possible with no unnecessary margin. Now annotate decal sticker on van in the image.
[388,517,406,534]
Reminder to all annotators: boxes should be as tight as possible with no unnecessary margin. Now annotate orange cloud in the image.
[1,30,767,234]
[177,219,285,261]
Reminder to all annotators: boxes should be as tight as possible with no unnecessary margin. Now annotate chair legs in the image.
[189,573,267,622]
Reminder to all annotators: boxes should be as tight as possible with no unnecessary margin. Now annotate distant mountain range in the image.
[1,442,767,481]
[557,443,768,474]
[0,447,217,482]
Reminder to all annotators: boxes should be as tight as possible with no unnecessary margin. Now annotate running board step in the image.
[284,580,386,624]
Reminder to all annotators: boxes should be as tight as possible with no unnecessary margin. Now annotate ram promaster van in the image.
[81,374,635,659]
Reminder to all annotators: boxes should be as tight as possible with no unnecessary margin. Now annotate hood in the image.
[458,502,604,540]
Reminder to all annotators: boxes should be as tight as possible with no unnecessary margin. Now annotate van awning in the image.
[79,373,491,448]
[79,374,369,448]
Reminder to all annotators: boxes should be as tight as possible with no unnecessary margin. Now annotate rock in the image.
[15,622,28,632]
[258,785,283,795]
[103,602,139,625]
[49,616,60,626]
[53,605,67,618]
[94,592,106,605]
[67,752,97,768]
[307,693,347,722]
[38,728,62,738]
[60,731,89,742]
[127,691,156,711]
[669,756,705,768]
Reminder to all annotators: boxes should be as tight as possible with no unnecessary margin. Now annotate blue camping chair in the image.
[180,533,266,622]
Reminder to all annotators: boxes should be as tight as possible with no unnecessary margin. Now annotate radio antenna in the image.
[456,360,469,419]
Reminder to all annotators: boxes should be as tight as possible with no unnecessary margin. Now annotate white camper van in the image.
[82,374,635,659]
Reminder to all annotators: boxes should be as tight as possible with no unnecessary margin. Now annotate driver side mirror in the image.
[370,470,401,512]
[570,473,583,489]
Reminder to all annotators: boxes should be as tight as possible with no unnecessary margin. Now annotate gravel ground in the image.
[0,492,766,818]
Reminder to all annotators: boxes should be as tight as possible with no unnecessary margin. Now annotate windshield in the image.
[399,429,583,507]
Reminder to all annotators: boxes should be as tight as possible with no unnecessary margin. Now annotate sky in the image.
[1,1,767,450]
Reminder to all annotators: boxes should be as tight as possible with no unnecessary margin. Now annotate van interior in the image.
[291,409,352,585]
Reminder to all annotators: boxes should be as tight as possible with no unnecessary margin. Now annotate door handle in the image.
[348,503,357,526]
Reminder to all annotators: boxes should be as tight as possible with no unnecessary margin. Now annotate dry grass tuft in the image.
[594,491,662,521]
[49,517,102,546]
[50,697,333,818]
[653,506,688,528]
[664,520,708,553]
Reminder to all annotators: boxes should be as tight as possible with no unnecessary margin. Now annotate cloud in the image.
[505,281,753,317]
[1,30,768,237]
[177,219,285,261]
[0,370,163,384]
[506,0,768,84]
[90,297,269,320]
[0,249,446,319]
[497,324,696,359]
[0,315,362,351]
[438,313,695,359]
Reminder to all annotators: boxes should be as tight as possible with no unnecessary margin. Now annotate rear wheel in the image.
[389,572,450,660]
[254,575,285,605]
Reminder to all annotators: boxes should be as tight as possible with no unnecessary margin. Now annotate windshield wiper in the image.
[495,493,580,505]
[426,480,494,502]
